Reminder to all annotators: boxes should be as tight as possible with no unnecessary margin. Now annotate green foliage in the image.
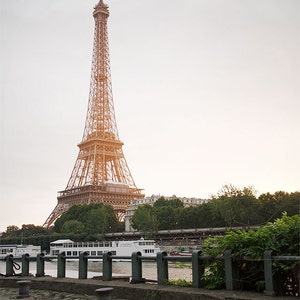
[154,197,184,230]
[202,213,300,294]
[131,204,158,238]
[131,197,186,233]
[61,220,84,234]
[54,203,118,236]
[210,184,261,226]
[166,279,192,287]
[4,224,51,237]
[258,191,300,222]
[153,197,184,209]
[175,262,192,269]
[203,262,225,290]
[131,187,299,232]
[5,225,20,236]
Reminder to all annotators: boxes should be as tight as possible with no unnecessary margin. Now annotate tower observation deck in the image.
[44,0,144,227]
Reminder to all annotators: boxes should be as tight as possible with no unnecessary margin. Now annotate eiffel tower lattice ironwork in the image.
[44,0,144,227]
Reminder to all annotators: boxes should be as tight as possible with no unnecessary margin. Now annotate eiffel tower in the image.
[44,0,144,227]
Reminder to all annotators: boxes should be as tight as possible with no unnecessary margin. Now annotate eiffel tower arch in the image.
[44,0,144,227]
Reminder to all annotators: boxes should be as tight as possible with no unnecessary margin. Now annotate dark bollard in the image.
[102,252,112,281]
[21,254,30,277]
[17,280,31,299]
[57,252,66,278]
[192,250,205,288]
[131,251,142,283]
[79,251,88,279]
[5,254,14,276]
[36,253,45,277]
[157,251,168,285]
[95,287,113,300]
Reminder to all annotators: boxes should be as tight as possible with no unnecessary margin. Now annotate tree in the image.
[153,197,183,209]
[131,204,158,238]
[61,220,85,234]
[54,203,118,236]
[21,224,51,236]
[153,197,184,230]
[210,185,261,226]
[5,225,20,236]
[258,191,300,222]
[86,205,117,236]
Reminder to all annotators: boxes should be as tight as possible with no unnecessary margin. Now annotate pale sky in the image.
[0,0,299,232]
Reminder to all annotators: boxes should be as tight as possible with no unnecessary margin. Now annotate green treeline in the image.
[131,186,299,236]
[1,203,123,251]
[1,186,299,250]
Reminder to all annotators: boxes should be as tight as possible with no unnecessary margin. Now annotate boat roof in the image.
[50,238,155,245]
[0,244,35,248]
[50,239,74,244]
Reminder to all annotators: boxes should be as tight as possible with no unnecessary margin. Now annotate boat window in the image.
[91,251,96,256]
[89,243,93,247]
[67,251,71,256]
[144,249,154,253]
[111,251,116,255]
[72,251,77,256]
[97,251,103,255]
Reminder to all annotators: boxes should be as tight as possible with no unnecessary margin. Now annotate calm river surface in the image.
[0,260,192,281]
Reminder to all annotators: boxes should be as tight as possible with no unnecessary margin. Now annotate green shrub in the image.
[166,279,192,287]
[202,213,300,295]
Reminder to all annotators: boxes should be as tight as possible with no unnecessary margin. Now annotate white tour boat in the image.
[0,244,40,259]
[49,238,161,258]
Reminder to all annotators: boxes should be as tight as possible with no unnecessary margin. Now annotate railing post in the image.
[157,251,168,285]
[264,250,278,296]
[57,252,66,278]
[131,251,142,283]
[224,250,240,290]
[79,251,88,279]
[192,250,205,288]
[21,254,30,276]
[102,252,112,281]
[36,253,45,277]
[5,255,14,276]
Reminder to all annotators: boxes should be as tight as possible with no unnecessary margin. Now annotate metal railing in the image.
[1,250,299,297]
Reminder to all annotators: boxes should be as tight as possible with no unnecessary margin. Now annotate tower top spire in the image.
[94,0,109,17]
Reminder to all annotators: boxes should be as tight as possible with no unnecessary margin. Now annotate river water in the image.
[0,260,192,282]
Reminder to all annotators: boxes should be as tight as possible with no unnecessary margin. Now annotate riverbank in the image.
[0,276,295,300]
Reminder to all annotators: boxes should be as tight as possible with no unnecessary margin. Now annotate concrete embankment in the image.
[0,276,294,300]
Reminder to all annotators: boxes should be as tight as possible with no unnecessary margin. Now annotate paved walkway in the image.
[0,277,296,300]
[0,286,93,299]
[0,287,126,299]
